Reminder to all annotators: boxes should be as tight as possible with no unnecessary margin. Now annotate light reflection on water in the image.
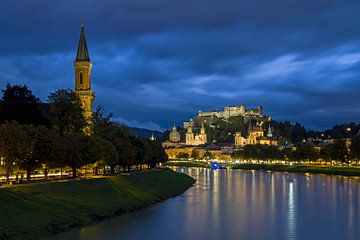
[50,167,360,240]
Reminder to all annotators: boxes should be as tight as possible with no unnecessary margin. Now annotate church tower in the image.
[74,25,95,131]
[199,122,207,143]
[186,126,194,145]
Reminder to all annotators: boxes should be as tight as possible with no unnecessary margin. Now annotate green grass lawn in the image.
[0,169,195,240]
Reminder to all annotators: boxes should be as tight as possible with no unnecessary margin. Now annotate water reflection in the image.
[287,181,296,240]
[50,168,360,240]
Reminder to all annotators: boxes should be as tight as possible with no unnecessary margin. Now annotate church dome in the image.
[169,126,181,142]
[169,131,180,139]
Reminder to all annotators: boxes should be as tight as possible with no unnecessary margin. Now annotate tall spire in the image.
[267,125,273,138]
[76,25,90,61]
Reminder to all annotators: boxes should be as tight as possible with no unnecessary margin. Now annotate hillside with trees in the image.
[164,115,360,145]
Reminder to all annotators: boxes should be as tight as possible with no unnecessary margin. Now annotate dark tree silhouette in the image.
[48,88,86,135]
[0,83,47,125]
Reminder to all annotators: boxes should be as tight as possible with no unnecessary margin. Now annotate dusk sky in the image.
[0,0,359,131]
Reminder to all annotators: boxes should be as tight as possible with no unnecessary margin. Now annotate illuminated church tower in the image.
[74,25,94,131]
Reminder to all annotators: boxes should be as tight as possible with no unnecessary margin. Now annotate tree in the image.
[204,151,214,159]
[0,83,47,125]
[0,121,33,183]
[22,125,66,181]
[350,136,360,162]
[114,136,136,171]
[177,152,189,159]
[64,133,100,178]
[149,141,168,167]
[92,106,115,139]
[95,138,119,175]
[322,139,348,164]
[243,145,262,160]
[131,137,152,170]
[48,89,86,135]
[191,150,200,159]
[293,143,318,162]
[280,147,293,162]
[261,145,281,162]
[231,150,244,159]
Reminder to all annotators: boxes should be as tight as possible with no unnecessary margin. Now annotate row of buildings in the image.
[162,120,277,148]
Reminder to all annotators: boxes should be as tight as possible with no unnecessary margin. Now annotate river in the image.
[50,167,360,240]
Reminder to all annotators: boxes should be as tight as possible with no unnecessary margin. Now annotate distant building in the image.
[235,122,277,146]
[185,123,207,146]
[169,125,181,142]
[162,125,185,148]
[184,104,264,128]
[149,133,156,141]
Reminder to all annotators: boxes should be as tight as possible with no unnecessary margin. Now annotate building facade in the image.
[185,123,207,146]
[235,123,277,146]
[183,104,264,128]
[198,105,263,119]
[74,25,95,132]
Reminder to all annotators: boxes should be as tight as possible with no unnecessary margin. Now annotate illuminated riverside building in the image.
[162,125,185,148]
[74,25,95,133]
[169,125,181,142]
[235,122,277,146]
[162,123,208,148]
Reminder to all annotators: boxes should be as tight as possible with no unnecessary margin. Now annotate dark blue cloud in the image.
[0,0,359,131]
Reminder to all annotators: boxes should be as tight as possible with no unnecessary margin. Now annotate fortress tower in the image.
[74,25,95,131]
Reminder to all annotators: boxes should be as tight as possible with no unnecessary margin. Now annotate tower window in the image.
[80,72,84,84]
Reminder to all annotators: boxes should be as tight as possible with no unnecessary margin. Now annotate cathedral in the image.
[185,123,207,146]
[235,122,277,146]
[162,123,208,148]
[74,25,95,132]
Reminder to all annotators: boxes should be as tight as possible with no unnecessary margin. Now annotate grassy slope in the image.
[230,164,360,176]
[0,169,195,240]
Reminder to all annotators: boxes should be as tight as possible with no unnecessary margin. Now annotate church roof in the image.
[75,25,90,61]
[169,126,180,139]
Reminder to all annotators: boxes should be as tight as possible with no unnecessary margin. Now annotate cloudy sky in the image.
[0,0,359,131]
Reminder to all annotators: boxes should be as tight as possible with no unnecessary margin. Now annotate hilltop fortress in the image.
[199,105,263,118]
[183,104,265,128]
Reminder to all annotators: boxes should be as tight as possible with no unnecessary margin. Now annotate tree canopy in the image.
[48,88,86,135]
[0,83,47,125]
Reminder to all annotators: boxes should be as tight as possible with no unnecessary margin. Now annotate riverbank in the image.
[0,169,195,240]
[165,161,210,168]
[230,164,360,177]
[166,161,360,177]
